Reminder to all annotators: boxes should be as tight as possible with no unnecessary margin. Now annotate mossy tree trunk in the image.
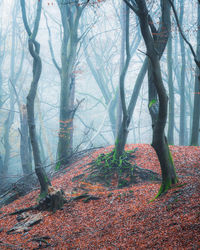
[133,0,178,195]
[115,0,175,161]
[115,4,130,160]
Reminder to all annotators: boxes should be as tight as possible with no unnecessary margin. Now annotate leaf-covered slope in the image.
[0,144,199,249]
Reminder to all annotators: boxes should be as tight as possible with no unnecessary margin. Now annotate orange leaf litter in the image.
[0,144,199,249]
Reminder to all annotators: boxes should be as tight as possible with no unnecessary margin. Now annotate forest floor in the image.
[0,144,199,249]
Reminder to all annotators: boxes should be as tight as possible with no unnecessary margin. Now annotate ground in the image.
[0,144,199,249]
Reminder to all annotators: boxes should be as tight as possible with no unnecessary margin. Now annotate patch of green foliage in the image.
[148,99,157,108]
[89,148,138,188]
[55,162,61,171]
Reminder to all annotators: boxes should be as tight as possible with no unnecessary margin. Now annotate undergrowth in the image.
[87,148,138,188]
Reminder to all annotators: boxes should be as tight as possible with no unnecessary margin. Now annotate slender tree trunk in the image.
[2,5,17,180]
[116,1,126,138]
[20,0,51,195]
[191,2,200,146]
[19,104,32,175]
[115,4,130,159]
[27,39,51,194]
[179,0,186,145]
[38,128,46,164]
[167,33,174,144]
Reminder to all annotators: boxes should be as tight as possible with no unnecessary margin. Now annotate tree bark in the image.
[135,0,178,195]
[179,0,186,145]
[20,0,51,195]
[191,2,200,146]
[115,4,130,159]
[56,1,85,165]
[19,105,32,175]
[167,33,174,145]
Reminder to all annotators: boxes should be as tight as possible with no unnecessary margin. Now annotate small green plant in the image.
[149,99,157,108]
[88,148,138,187]
[55,162,61,171]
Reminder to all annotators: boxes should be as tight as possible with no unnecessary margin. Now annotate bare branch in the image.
[168,0,199,67]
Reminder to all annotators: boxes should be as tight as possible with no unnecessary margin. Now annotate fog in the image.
[0,0,198,187]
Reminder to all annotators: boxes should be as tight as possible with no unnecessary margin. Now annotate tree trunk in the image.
[56,2,84,165]
[20,0,51,196]
[191,2,200,146]
[135,0,178,196]
[167,33,174,145]
[57,55,76,164]
[179,0,186,145]
[19,104,32,176]
[26,39,51,195]
[116,1,126,138]
[115,4,130,159]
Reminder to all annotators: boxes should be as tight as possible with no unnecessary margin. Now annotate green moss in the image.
[37,191,47,202]
[148,99,157,108]
[149,178,172,202]
[44,175,49,183]
[55,162,61,171]
[169,150,174,165]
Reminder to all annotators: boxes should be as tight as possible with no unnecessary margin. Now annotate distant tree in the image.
[168,0,200,146]
[44,1,89,165]
[179,0,186,145]
[1,1,25,185]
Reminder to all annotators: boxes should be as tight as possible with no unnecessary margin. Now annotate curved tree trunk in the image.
[27,39,51,194]
[134,0,178,196]
[20,0,51,196]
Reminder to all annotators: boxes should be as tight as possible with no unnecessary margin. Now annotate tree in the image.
[54,0,89,165]
[110,0,176,162]
[20,0,65,211]
[20,0,51,194]
[179,0,186,145]
[167,30,174,145]
[191,2,200,145]
[125,0,178,196]
[115,3,131,159]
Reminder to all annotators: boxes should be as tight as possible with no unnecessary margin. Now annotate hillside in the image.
[0,144,199,249]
